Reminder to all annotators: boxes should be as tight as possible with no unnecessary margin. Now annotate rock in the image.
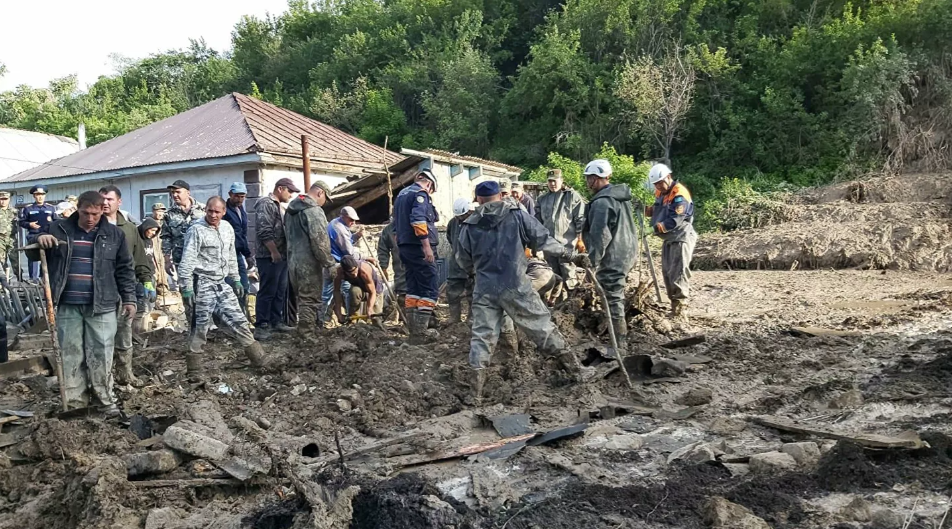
[667,442,716,464]
[829,388,864,409]
[255,417,272,430]
[870,507,905,529]
[781,442,821,465]
[125,450,183,477]
[291,384,307,396]
[722,463,750,477]
[163,422,230,461]
[185,401,235,444]
[144,507,184,529]
[704,497,771,529]
[838,497,871,523]
[651,358,688,377]
[709,417,747,435]
[336,399,353,412]
[676,387,713,406]
[617,416,658,434]
[603,434,645,451]
[749,451,798,474]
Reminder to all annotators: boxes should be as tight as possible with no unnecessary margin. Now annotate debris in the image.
[617,416,658,434]
[0,433,19,449]
[660,335,707,349]
[671,353,714,364]
[217,383,233,394]
[676,387,713,406]
[217,456,268,481]
[651,358,689,377]
[128,414,154,440]
[748,451,798,473]
[336,398,353,412]
[751,415,924,449]
[829,388,864,409]
[653,406,703,421]
[703,497,771,529]
[781,441,821,465]
[526,423,588,447]
[789,326,862,338]
[721,462,750,477]
[603,434,644,451]
[489,414,533,437]
[132,478,247,489]
[0,355,52,378]
[709,417,747,435]
[125,450,183,478]
[162,421,230,461]
[1,409,34,418]
[667,442,716,464]
[291,384,307,396]
[255,417,272,430]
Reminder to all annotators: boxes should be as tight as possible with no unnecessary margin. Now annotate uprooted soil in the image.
[3,237,952,528]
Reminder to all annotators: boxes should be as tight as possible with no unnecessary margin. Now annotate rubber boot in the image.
[611,317,628,353]
[670,299,683,319]
[473,369,486,403]
[244,342,270,368]
[408,310,439,345]
[114,349,142,387]
[448,303,463,324]
[185,353,205,383]
[499,331,519,356]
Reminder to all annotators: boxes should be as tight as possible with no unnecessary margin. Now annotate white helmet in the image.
[453,197,473,216]
[583,159,612,178]
[648,163,672,184]
[417,169,438,192]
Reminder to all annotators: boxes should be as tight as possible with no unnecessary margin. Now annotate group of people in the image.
[2,156,697,414]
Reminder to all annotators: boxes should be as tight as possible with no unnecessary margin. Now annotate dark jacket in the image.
[393,183,439,247]
[255,194,287,258]
[29,214,137,314]
[115,213,153,284]
[285,195,336,272]
[582,184,638,274]
[224,202,251,258]
[649,181,695,242]
[456,200,564,297]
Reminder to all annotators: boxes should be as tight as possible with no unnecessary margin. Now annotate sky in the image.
[0,0,291,91]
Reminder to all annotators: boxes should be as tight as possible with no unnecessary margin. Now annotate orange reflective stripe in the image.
[405,296,420,309]
[656,222,666,234]
[417,298,437,308]
[412,223,429,236]
[662,183,692,205]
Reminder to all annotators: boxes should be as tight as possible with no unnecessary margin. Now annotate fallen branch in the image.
[751,415,924,449]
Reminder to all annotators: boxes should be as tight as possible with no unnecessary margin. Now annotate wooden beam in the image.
[751,415,924,449]
[0,355,52,378]
[345,167,418,210]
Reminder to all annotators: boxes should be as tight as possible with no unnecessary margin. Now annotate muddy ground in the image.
[1,263,951,529]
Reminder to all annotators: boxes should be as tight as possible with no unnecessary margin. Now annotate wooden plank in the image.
[751,415,923,449]
[0,356,52,378]
[344,167,418,210]
[132,478,244,489]
[660,335,707,349]
[789,327,862,338]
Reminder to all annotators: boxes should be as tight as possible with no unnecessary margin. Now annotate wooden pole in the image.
[301,135,311,191]
[37,248,67,411]
[382,136,393,217]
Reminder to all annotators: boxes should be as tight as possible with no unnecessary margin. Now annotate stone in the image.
[255,417,272,430]
[829,388,864,409]
[617,416,658,434]
[781,442,821,465]
[651,358,688,377]
[722,463,750,477]
[676,387,713,406]
[163,422,230,461]
[291,384,307,396]
[870,507,905,529]
[709,417,747,435]
[749,451,798,474]
[667,442,716,464]
[603,434,644,451]
[336,399,353,413]
[837,497,871,523]
[145,507,184,529]
[703,497,771,529]
[125,450,182,477]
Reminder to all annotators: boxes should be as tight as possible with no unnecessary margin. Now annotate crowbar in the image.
[635,209,664,304]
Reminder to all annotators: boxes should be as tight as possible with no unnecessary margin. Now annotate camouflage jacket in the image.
[161,199,205,265]
[0,207,16,244]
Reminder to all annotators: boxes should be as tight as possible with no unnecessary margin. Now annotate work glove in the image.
[568,251,591,269]
[575,238,586,253]
[143,281,157,303]
[181,289,195,312]
[231,281,245,299]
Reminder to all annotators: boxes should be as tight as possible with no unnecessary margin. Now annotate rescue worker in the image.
[161,180,205,269]
[20,185,57,280]
[332,255,384,327]
[284,181,336,340]
[581,159,638,351]
[535,169,586,291]
[323,206,366,323]
[457,181,587,397]
[224,183,252,316]
[393,170,440,344]
[254,178,299,339]
[527,257,562,304]
[510,182,536,216]
[100,185,153,387]
[376,218,406,319]
[178,197,269,381]
[647,163,698,320]
[445,198,475,324]
[0,192,20,284]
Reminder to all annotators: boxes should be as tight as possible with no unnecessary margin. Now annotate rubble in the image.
[781,441,821,466]
[162,421,230,461]
[703,497,771,529]
[675,387,713,406]
[749,451,798,473]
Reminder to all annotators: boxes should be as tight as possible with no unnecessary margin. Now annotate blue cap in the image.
[475,181,500,197]
[229,182,248,194]
[30,185,47,195]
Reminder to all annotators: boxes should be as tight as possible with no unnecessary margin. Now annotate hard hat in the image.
[649,163,672,184]
[583,159,612,178]
[453,198,472,216]
[417,169,438,192]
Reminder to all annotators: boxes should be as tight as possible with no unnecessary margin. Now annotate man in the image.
[581,159,638,351]
[224,183,252,316]
[376,218,406,319]
[457,181,586,397]
[31,191,137,416]
[510,182,536,217]
[161,180,205,269]
[56,201,76,219]
[332,255,384,327]
[100,186,153,387]
[527,257,562,304]
[152,203,167,222]
[254,178,299,340]
[647,163,698,321]
[446,198,475,324]
[20,185,57,280]
[0,192,19,283]
[392,170,440,344]
[152,202,174,293]
[178,197,270,380]
[535,169,586,291]
[285,181,336,340]
[322,205,366,323]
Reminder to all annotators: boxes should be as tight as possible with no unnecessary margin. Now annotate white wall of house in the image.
[260,167,348,197]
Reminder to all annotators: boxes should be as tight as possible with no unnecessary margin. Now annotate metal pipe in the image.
[301,135,311,191]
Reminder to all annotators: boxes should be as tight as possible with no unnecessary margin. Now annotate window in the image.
[141,190,169,218]
[190,184,222,208]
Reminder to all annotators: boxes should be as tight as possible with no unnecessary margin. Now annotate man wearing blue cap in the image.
[20,185,57,280]
[224,182,252,315]
[457,180,588,399]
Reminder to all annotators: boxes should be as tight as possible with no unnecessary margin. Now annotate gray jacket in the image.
[582,184,638,274]
[255,194,287,258]
[456,200,565,297]
[178,219,239,289]
[535,187,585,247]
[161,199,205,264]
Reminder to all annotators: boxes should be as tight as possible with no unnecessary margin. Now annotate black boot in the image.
[185,353,204,383]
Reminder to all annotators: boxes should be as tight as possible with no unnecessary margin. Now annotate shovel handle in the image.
[37,250,67,412]
[584,266,633,389]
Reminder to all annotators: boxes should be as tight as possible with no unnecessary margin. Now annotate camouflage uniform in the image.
[0,200,19,280]
[284,195,336,335]
[161,199,205,265]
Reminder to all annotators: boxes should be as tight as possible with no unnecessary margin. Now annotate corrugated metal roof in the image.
[2,93,403,183]
[0,128,80,181]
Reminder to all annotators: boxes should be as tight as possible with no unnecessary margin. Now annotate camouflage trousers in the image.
[289,263,324,333]
[188,277,255,354]
[0,238,18,280]
[469,287,564,369]
[56,304,117,410]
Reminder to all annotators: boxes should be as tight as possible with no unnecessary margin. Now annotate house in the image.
[0,127,80,190]
[1,93,403,246]
[334,148,524,224]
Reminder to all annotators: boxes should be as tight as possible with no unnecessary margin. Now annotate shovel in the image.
[583,266,633,389]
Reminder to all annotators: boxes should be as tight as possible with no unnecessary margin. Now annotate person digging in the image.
[332,255,385,329]
[178,197,271,382]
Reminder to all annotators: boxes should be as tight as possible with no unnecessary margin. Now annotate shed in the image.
[0,127,79,184]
